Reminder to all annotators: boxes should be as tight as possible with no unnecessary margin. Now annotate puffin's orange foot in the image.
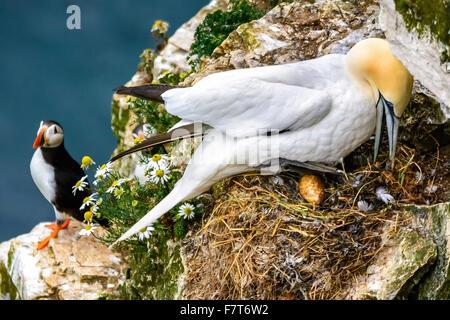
[37,236,52,250]
[37,224,62,250]
[45,219,70,230]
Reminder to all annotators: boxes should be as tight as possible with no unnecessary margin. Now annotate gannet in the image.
[110,38,413,245]
[31,120,109,249]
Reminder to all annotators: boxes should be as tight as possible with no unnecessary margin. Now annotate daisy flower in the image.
[83,211,94,223]
[72,175,88,195]
[133,137,144,145]
[136,225,155,241]
[106,181,120,193]
[106,178,128,194]
[178,203,196,220]
[149,164,170,184]
[147,153,170,170]
[114,188,124,199]
[94,162,112,180]
[151,20,169,33]
[90,204,99,215]
[80,156,95,170]
[79,224,98,236]
[80,193,98,210]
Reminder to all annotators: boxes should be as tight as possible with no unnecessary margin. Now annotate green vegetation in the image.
[394,0,450,60]
[188,0,267,68]
[78,143,204,299]
[128,97,180,134]
[270,0,297,6]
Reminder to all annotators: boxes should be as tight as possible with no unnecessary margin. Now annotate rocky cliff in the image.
[1,0,449,300]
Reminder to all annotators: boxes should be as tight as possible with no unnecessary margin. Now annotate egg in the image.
[299,174,325,205]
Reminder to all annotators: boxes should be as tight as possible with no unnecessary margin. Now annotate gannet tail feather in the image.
[110,123,206,162]
[114,84,186,103]
[110,183,187,247]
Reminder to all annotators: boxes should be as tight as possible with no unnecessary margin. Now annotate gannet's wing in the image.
[162,77,331,137]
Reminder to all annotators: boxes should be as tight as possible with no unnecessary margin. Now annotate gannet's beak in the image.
[374,93,399,162]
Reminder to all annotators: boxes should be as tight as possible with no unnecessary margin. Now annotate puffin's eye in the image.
[54,126,58,134]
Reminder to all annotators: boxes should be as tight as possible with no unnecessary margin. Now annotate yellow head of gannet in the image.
[346,38,414,161]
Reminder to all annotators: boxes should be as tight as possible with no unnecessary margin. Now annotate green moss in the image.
[406,203,450,299]
[0,262,18,300]
[394,230,437,299]
[269,0,296,8]
[394,0,450,60]
[188,0,267,68]
[119,235,184,300]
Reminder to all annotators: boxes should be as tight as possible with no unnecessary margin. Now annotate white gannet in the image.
[110,38,413,245]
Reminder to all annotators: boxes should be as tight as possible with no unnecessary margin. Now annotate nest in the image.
[181,140,449,299]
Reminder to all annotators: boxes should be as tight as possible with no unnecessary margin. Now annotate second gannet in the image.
[110,38,413,244]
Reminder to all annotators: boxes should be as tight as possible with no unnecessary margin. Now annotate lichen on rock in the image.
[379,0,450,115]
[0,221,127,300]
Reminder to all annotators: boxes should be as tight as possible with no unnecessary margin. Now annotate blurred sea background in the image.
[0,0,207,241]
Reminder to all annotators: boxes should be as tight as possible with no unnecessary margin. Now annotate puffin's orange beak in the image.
[33,127,47,149]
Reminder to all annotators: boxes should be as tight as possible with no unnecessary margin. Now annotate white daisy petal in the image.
[149,164,170,184]
[178,203,196,220]
[72,175,89,195]
[136,225,154,241]
[79,224,98,236]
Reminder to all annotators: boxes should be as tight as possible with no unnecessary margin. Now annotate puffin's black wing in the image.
[42,145,108,226]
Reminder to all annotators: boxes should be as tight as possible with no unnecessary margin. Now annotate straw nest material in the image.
[181,140,449,299]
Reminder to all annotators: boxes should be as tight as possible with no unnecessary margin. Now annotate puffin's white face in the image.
[33,121,64,149]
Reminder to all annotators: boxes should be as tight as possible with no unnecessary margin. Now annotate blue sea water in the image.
[0,0,208,241]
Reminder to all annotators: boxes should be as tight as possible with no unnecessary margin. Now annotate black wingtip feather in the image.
[109,123,207,163]
[112,83,188,102]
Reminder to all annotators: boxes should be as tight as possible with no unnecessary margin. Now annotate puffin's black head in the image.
[33,120,64,149]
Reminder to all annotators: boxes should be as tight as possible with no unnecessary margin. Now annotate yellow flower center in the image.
[155,169,165,178]
[83,197,90,204]
[114,188,124,197]
[111,181,118,187]
[100,164,107,170]
[81,156,95,168]
[84,211,93,222]
[184,207,192,215]
[152,154,162,162]
[75,181,82,188]
[133,137,144,144]
[140,227,147,233]
[85,225,93,231]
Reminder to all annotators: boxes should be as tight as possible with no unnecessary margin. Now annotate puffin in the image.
[30,120,108,249]
[110,38,414,244]
[131,123,159,184]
